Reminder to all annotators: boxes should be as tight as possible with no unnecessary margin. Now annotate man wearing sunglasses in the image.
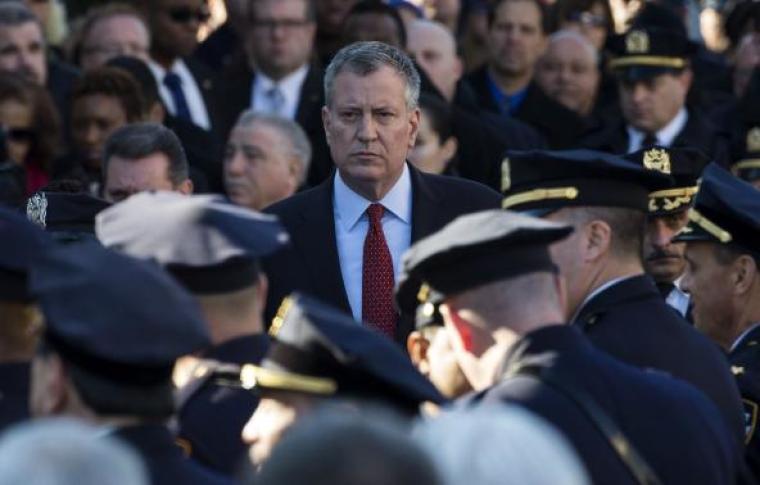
[135,0,223,141]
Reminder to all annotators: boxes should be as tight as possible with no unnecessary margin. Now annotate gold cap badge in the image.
[626,30,649,54]
[501,158,511,192]
[747,127,760,153]
[643,148,671,174]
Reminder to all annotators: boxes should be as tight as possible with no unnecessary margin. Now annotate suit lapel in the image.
[295,65,324,128]
[296,177,351,313]
[409,165,443,243]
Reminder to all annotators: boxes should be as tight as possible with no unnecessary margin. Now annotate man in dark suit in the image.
[581,12,730,165]
[463,0,587,149]
[27,241,231,485]
[220,0,331,187]
[264,42,500,344]
[136,0,224,140]
[401,209,747,485]
[500,149,747,445]
[675,163,760,477]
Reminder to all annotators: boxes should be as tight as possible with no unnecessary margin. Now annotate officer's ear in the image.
[31,353,68,417]
[732,254,759,296]
[407,330,431,376]
[584,219,612,262]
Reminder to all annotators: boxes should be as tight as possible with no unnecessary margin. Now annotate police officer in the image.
[27,240,231,485]
[0,207,48,431]
[500,149,745,443]
[401,208,747,484]
[237,293,445,470]
[674,163,760,477]
[622,146,709,317]
[581,9,729,165]
[96,191,288,475]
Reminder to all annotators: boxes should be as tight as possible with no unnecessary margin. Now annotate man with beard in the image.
[623,146,709,317]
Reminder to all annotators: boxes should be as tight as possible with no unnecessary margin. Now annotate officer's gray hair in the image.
[0,2,39,28]
[324,41,421,111]
[0,418,149,485]
[414,405,590,485]
[547,30,599,65]
[234,110,312,184]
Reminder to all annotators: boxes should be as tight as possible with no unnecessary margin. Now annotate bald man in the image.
[535,30,600,118]
[407,19,463,103]
[407,19,546,190]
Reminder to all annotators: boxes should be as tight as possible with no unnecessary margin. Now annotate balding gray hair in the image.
[414,405,590,485]
[0,418,149,485]
[0,2,39,28]
[324,41,421,110]
[548,29,599,65]
[234,110,312,184]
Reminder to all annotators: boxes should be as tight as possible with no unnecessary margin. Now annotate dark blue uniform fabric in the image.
[464,325,745,485]
[113,424,233,485]
[573,274,746,444]
[178,334,269,475]
[729,324,760,479]
[0,363,29,432]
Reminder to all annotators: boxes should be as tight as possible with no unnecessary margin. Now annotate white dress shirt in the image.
[333,164,412,321]
[626,108,689,153]
[665,277,691,317]
[148,59,211,131]
[250,65,309,120]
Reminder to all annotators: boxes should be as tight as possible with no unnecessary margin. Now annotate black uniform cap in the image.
[0,206,50,301]
[395,272,445,330]
[732,126,760,184]
[500,149,673,216]
[26,191,111,242]
[673,164,760,257]
[96,192,289,294]
[622,146,710,215]
[29,240,210,386]
[608,3,697,81]
[240,293,445,413]
[401,210,573,298]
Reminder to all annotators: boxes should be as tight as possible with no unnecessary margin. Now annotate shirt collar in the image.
[256,64,309,94]
[627,107,688,147]
[730,322,760,353]
[147,59,186,78]
[334,163,412,231]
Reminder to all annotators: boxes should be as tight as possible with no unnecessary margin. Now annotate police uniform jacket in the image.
[729,324,760,479]
[466,325,745,485]
[113,424,233,485]
[574,274,745,443]
[177,334,269,475]
[580,109,731,166]
[0,362,29,432]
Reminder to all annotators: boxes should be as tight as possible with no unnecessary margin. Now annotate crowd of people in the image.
[1,0,760,483]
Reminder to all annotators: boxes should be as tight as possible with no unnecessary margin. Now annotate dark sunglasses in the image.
[167,7,211,24]
[5,128,34,142]
[567,11,608,28]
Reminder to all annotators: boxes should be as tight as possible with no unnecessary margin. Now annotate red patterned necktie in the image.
[362,203,396,338]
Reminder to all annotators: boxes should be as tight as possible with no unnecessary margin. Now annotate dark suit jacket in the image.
[219,63,332,187]
[580,109,731,166]
[183,57,226,144]
[263,165,501,343]
[113,424,233,485]
[465,325,746,485]
[463,66,588,149]
[574,274,746,444]
[729,324,760,480]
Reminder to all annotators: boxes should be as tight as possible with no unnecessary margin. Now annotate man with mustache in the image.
[623,146,709,317]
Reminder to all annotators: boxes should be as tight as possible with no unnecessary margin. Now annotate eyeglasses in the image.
[252,18,312,31]
[167,6,211,24]
[567,11,608,28]
[5,127,34,142]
